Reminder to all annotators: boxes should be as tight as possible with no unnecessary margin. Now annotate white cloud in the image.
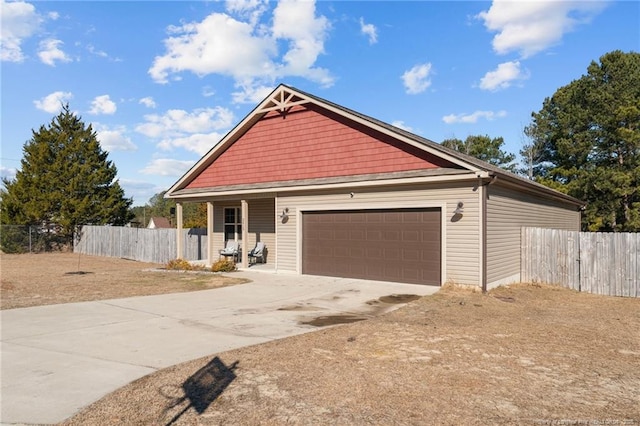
[359,17,378,44]
[148,0,332,102]
[225,0,268,25]
[202,86,216,97]
[95,125,137,152]
[157,132,227,156]
[442,110,507,124]
[477,1,607,58]
[140,159,195,177]
[1,165,17,182]
[86,44,107,58]
[225,0,267,14]
[119,179,169,206]
[139,96,157,108]
[136,107,234,155]
[37,38,71,66]
[479,60,529,91]
[1,0,42,62]
[89,95,117,115]
[47,11,59,20]
[231,81,274,104]
[33,91,73,113]
[391,120,413,132]
[118,179,164,206]
[137,107,234,137]
[149,13,275,85]
[402,63,433,95]
[272,0,331,84]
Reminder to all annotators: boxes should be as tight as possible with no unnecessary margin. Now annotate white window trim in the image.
[223,207,242,242]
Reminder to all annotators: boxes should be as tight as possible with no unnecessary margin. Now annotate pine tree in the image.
[441,134,517,172]
[0,105,133,247]
[526,50,640,231]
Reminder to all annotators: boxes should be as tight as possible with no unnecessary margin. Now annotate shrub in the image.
[211,259,236,273]
[166,258,195,271]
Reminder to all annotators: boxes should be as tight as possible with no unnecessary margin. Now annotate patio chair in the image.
[248,241,265,265]
[219,240,239,261]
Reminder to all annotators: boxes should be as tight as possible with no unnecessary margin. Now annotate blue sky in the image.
[1,0,638,206]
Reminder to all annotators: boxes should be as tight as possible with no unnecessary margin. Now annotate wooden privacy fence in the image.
[521,227,639,297]
[74,225,208,264]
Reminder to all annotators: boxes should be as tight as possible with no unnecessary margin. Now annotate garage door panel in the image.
[302,208,441,286]
[384,248,401,260]
[366,230,383,241]
[366,213,383,223]
[402,249,421,262]
[350,230,365,241]
[402,230,420,242]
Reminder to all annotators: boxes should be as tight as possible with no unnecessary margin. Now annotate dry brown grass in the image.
[62,282,640,425]
[2,253,638,424]
[0,253,247,310]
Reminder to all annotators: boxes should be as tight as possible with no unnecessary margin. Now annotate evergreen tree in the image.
[442,134,517,172]
[525,50,640,231]
[0,105,134,246]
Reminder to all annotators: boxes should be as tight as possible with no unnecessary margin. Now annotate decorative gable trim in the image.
[165,84,583,208]
[166,84,481,196]
[255,86,311,114]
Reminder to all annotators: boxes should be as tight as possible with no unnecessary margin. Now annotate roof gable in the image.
[148,217,172,228]
[185,103,458,190]
[166,84,583,207]
[167,85,480,195]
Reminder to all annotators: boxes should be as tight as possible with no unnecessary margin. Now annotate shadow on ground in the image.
[161,356,238,425]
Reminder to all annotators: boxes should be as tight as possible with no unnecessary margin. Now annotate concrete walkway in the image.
[0,271,438,425]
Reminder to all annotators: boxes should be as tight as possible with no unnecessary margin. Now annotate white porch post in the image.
[207,201,214,266]
[241,199,248,268]
[176,202,183,259]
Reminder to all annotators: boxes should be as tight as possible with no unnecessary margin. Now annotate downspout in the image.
[481,174,498,293]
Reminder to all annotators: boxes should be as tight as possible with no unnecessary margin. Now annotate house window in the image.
[224,207,242,243]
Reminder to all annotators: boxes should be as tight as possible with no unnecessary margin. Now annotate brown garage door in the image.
[302,208,441,285]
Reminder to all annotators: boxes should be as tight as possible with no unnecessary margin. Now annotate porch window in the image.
[224,207,242,243]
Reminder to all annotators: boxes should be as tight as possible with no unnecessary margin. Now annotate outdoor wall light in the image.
[278,208,290,219]
[453,202,464,215]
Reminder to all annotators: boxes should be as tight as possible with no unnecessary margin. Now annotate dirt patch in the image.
[64,283,640,425]
[301,314,369,327]
[277,304,322,312]
[378,293,421,304]
[0,253,248,310]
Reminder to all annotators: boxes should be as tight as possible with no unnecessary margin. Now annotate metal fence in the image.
[73,225,208,264]
[521,227,639,298]
[0,225,71,253]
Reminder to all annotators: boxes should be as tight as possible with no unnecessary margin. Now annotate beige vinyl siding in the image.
[486,184,581,288]
[213,199,276,264]
[275,198,298,272]
[212,204,227,255]
[276,181,481,286]
[247,198,276,263]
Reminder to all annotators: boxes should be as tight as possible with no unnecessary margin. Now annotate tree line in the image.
[1,50,638,249]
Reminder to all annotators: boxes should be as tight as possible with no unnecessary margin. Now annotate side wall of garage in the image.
[485,184,581,288]
[275,181,481,286]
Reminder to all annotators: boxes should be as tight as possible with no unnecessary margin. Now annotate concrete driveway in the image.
[0,271,438,424]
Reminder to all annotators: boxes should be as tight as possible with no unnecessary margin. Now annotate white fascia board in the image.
[168,172,479,200]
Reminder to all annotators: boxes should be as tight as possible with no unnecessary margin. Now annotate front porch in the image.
[174,197,277,270]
